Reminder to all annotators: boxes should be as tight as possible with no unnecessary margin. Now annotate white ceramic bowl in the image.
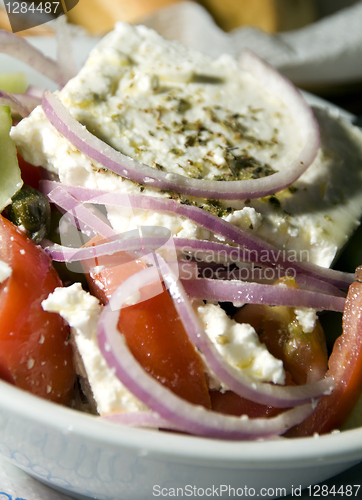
[1,379,362,500]
[1,34,362,500]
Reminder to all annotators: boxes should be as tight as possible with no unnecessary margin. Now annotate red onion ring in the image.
[0,90,30,117]
[43,236,160,262]
[97,266,315,439]
[42,181,353,289]
[239,49,320,193]
[209,266,346,298]
[49,185,116,239]
[41,57,320,201]
[0,31,62,85]
[12,93,41,112]
[100,411,184,431]
[294,274,346,298]
[25,85,44,99]
[155,257,335,408]
[44,235,346,309]
[181,277,345,311]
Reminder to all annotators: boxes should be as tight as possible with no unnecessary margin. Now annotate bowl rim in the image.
[2,380,362,470]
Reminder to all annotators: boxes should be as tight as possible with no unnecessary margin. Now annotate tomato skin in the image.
[81,235,160,305]
[210,390,284,418]
[85,246,211,409]
[16,153,42,191]
[287,276,362,437]
[0,215,76,404]
[233,277,328,386]
[118,290,211,408]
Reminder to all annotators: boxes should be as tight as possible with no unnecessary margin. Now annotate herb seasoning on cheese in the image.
[11,23,362,267]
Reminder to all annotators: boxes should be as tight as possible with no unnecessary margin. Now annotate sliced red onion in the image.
[55,17,77,86]
[100,412,283,441]
[43,234,341,300]
[97,266,315,439]
[100,411,185,431]
[43,236,196,279]
[294,274,346,298]
[203,265,346,298]
[26,85,44,99]
[177,261,199,280]
[181,277,345,312]
[102,262,334,409]
[12,93,41,112]
[174,238,353,289]
[43,234,170,260]
[156,258,335,408]
[0,31,62,85]
[42,181,353,290]
[0,90,30,117]
[239,49,320,193]
[43,236,148,262]
[48,185,116,239]
[42,60,319,201]
[174,239,350,294]
[291,258,354,289]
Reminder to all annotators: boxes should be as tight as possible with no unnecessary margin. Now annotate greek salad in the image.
[1,21,362,440]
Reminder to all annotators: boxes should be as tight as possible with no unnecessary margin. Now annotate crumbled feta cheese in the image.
[196,302,285,385]
[27,358,35,370]
[42,283,147,415]
[223,207,263,231]
[294,308,318,334]
[0,260,12,283]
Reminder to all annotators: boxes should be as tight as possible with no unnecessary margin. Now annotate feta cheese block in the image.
[11,22,362,268]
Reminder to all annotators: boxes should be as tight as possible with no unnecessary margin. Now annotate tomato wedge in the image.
[233,278,328,386]
[210,390,285,418]
[84,245,211,409]
[0,215,75,404]
[287,270,362,437]
[17,153,42,190]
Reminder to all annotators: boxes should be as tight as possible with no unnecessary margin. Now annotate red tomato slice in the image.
[118,290,211,408]
[210,390,285,418]
[84,245,211,409]
[287,273,362,437]
[233,303,328,385]
[233,278,328,386]
[16,153,42,190]
[0,215,75,404]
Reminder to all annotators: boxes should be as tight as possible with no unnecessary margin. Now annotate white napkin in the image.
[141,0,362,87]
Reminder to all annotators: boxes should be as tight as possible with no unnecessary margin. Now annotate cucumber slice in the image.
[0,72,28,94]
[0,105,23,212]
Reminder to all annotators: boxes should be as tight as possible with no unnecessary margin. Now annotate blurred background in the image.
[57,0,360,35]
[0,0,359,35]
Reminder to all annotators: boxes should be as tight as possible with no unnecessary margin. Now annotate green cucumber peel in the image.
[0,105,23,212]
[0,72,28,94]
